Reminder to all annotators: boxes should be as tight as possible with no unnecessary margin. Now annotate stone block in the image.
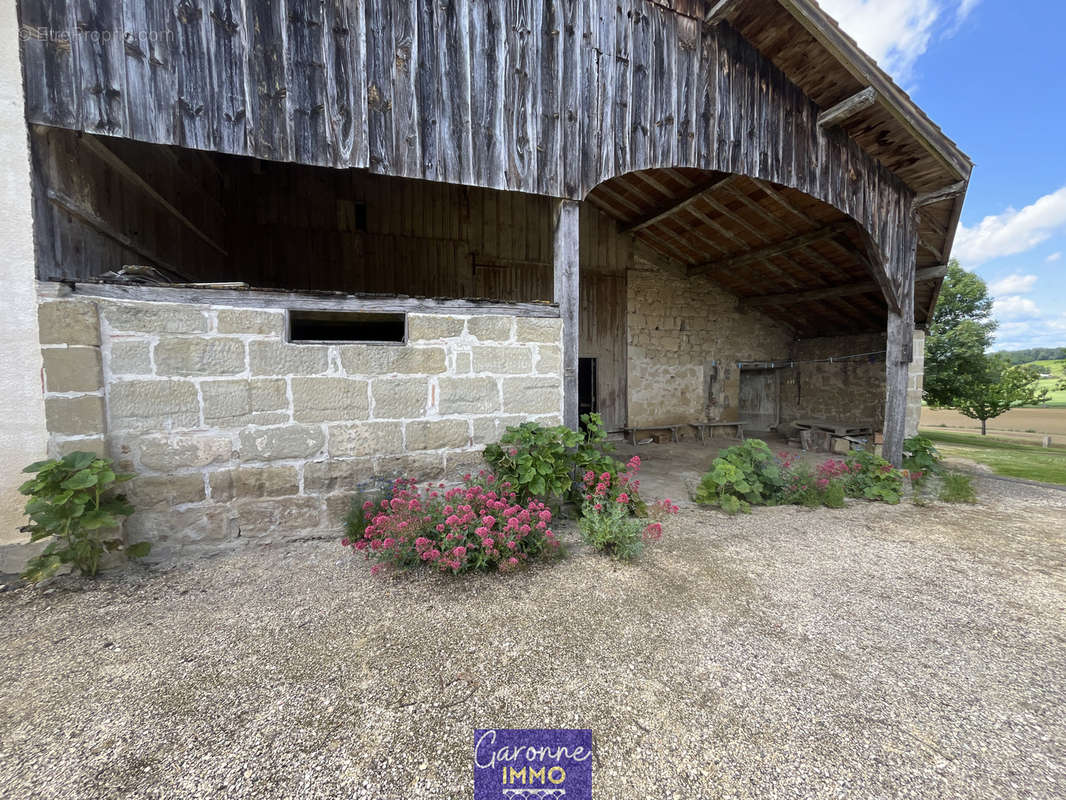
[338,345,446,375]
[202,379,289,426]
[445,450,489,479]
[249,341,329,376]
[515,317,562,344]
[501,378,563,415]
[472,346,533,374]
[42,347,102,393]
[126,473,206,510]
[45,395,106,436]
[327,421,404,458]
[370,378,429,419]
[102,302,208,334]
[405,419,470,451]
[240,425,326,462]
[38,300,100,346]
[374,452,445,481]
[109,339,152,375]
[108,380,200,431]
[437,377,499,414]
[138,433,233,471]
[216,309,286,336]
[534,345,562,375]
[472,415,527,445]
[454,352,472,374]
[209,466,300,502]
[124,506,238,549]
[154,337,245,377]
[235,497,322,535]
[467,316,513,342]
[291,377,369,423]
[407,314,465,341]
[52,437,108,459]
[325,494,357,528]
[303,458,376,494]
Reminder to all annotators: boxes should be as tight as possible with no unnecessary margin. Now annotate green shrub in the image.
[940,472,977,504]
[692,439,784,515]
[18,452,144,582]
[823,479,846,509]
[484,413,624,507]
[343,487,387,542]
[843,450,904,505]
[903,436,943,476]
[779,462,823,508]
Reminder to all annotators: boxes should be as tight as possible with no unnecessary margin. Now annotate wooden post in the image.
[883,239,917,468]
[553,199,580,430]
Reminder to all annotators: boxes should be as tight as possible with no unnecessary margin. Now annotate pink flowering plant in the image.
[578,456,676,560]
[342,474,561,575]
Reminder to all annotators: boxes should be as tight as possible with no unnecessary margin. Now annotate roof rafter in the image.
[740,265,948,308]
[688,221,853,277]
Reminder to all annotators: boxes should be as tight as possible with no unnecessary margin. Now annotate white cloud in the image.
[953,186,1066,266]
[1047,252,1063,263]
[994,317,1066,351]
[817,0,976,84]
[988,274,1037,295]
[993,296,1041,321]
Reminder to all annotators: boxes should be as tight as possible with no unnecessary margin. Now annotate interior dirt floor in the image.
[1,469,1062,799]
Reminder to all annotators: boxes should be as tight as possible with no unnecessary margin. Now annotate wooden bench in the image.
[624,421,745,445]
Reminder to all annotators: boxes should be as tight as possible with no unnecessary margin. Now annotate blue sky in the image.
[819,0,1066,351]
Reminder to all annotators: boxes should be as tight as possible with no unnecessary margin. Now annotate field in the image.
[920,406,1066,439]
[1029,359,1066,408]
[920,430,1066,486]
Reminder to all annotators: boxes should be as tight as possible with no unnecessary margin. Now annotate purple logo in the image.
[474,729,593,799]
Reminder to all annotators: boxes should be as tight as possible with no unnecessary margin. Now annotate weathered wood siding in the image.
[18,0,917,287]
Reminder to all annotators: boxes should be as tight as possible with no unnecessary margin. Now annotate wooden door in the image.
[739,369,778,431]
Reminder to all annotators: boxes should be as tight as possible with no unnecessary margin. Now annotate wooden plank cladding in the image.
[19,0,940,278]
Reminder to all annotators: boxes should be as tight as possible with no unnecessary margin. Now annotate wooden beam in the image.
[553,199,580,430]
[45,189,187,279]
[61,281,562,317]
[705,0,741,24]
[817,87,877,128]
[80,135,228,256]
[883,246,917,468]
[621,175,730,234]
[775,0,972,180]
[740,266,948,308]
[914,180,968,209]
[688,221,853,276]
[830,231,902,316]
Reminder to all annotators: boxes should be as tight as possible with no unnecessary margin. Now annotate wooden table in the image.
[624,421,746,445]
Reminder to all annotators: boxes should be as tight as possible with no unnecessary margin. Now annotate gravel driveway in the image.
[1,476,1063,799]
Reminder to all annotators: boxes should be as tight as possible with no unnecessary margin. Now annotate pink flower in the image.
[454,546,467,558]
[617,492,630,504]
[594,503,603,511]
[643,522,662,541]
[341,538,350,547]
[508,557,518,566]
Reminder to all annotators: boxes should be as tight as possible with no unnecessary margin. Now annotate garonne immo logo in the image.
[473,729,592,799]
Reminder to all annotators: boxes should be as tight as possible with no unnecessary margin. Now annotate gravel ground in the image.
[1,475,1064,799]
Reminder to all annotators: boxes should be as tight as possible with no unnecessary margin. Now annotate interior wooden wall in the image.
[30,130,632,427]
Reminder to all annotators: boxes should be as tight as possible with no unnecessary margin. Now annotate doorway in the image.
[579,357,598,421]
[739,368,779,431]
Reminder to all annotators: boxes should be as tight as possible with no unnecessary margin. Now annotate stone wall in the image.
[779,333,887,430]
[36,287,563,559]
[626,252,792,427]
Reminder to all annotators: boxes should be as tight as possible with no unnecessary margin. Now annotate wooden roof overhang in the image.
[587,167,950,338]
[699,0,974,329]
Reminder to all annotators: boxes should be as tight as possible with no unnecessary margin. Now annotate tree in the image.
[953,358,1049,435]
[924,260,998,407]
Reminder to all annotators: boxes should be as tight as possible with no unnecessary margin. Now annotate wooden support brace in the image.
[621,175,731,234]
[740,265,947,309]
[914,181,968,209]
[553,199,580,430]
[817,87,877,128]
[705,0,741,25]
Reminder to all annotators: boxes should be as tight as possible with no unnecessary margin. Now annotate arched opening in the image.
[577,168,930,445]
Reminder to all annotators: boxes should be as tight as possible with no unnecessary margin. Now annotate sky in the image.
[817,0,1066,351]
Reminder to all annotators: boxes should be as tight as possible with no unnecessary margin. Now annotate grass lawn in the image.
[1023,359,1066,408]
[921,430,1066,486]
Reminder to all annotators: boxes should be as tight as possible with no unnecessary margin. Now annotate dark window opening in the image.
[579,357,598,422]
[289,311,406,343]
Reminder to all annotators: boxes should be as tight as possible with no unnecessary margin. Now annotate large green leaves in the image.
[17,452,143,583]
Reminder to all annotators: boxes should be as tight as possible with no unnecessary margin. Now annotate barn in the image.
[1,0,970,560]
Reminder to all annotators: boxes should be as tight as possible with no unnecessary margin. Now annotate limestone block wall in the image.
[626,253,792,427]
[36,287,563,558]
[779,333,887,430]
